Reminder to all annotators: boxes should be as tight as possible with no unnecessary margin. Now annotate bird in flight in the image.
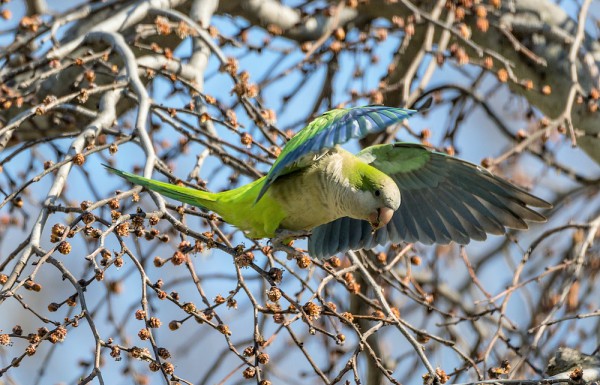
[105,106,551,258]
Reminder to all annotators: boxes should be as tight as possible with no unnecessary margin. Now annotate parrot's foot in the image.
[273,229,312,241]
[270,229,311,259]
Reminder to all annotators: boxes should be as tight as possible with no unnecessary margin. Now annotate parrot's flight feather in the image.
[308,143,552,258]
[256,106,416,202]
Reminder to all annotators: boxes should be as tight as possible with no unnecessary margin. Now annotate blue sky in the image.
[1,1,599,384]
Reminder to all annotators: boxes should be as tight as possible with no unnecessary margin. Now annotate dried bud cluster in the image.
[235,251,254,268]
[343,272,361,294]
[328,256,341,268]
[303,301,322,320]
[57,241,71,255]
[73,153,85,166]
[0,334,11,346]
[296,255,311,269]
[488,360,511,379]
[266,286,281,302]
[423,367,449,384]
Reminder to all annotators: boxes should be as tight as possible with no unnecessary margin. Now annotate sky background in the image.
[1,1,599,384]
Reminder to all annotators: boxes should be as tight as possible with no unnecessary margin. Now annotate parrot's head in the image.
[353,166,401,230]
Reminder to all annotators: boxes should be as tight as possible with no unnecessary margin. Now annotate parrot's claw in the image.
[270,230,311,259]
[273,229,312,241]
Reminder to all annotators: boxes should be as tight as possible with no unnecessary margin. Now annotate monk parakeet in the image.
[105,106,551,258]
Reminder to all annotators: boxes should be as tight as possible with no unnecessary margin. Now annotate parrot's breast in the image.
[267,149,358,231]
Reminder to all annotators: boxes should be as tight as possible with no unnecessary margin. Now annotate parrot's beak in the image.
[368,207,395,230]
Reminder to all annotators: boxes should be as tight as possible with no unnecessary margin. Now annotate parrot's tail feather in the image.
[103,164,218,210]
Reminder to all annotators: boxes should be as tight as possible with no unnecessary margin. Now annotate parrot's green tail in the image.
[103,165,219,211]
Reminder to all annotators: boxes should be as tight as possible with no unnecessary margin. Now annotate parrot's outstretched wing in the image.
[256,106,416,202]
[308,143,552,258]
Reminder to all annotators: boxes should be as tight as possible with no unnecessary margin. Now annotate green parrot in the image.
[105,106,551,258]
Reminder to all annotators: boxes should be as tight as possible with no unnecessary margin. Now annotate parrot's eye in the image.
[374,189,381,197]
